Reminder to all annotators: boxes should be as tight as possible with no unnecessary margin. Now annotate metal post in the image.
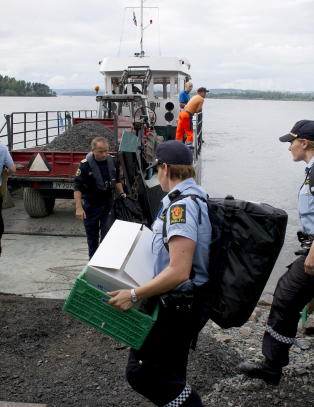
[114,114,118,147]
[5,115,13,151]
[45,111,49,144]
[35,112,38,145]
[24,112,27,148]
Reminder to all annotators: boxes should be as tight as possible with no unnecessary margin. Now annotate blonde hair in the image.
[185,81,193,91]
[91,137,109,150]
[307,140,314,149]
[167,164,195,181]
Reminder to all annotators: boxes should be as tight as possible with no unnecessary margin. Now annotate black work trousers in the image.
[262,255,314,367]
[83,199,113,259]
[126,301,204,406]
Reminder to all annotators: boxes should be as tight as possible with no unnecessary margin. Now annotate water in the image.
[1,96,314,292]
[0,95,97,117]
[202,98,314,291]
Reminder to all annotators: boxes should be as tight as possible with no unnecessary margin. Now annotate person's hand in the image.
[107,289,133,311]
[75,207,86,220]
[304,251,314,275]
[120,193,127,199]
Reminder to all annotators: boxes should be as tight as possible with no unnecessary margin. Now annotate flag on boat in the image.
[133,11,137,26]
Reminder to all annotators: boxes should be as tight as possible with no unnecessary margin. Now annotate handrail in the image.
[0,109,97,151]
[193,112,203,158]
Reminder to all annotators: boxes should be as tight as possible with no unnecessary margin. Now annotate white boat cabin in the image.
[98,55,191,140]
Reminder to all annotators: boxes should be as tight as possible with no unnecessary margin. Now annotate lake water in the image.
[1,96,314,292]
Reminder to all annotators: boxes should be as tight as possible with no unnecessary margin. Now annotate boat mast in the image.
[140,0,144,56]
[124,1,156,57]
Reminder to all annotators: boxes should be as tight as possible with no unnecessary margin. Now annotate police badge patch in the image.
[170,204,186,224]
[76,168,81,176]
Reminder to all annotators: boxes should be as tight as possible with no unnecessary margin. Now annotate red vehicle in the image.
[8,114,133,216]
[3,97,164,222]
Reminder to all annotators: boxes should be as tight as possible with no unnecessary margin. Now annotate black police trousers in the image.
[83,199,113,259]
[262,255,314,367]
[126,300,204,406]
[0,195,3,254]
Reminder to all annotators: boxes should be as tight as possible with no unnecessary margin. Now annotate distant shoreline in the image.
[0,95,56,98]
[207,96,314,102]
[1,93,314,102]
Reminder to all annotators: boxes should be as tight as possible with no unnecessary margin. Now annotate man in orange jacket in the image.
[175,87,208,144]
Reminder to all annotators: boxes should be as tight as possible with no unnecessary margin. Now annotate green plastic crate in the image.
[63,266,159,350]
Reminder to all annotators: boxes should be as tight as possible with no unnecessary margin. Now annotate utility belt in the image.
[183,109,194,115]
[295,231,314,255]
[98,180,114,191]
[159,289,195,312]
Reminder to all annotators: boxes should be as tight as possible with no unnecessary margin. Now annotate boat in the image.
[0,0,203,225]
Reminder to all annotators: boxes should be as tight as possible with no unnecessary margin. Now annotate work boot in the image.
[238,359,282,385]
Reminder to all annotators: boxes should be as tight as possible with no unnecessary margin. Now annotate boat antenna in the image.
[157,7,161,56]
[125,0,157,57]
[140,0,144,56]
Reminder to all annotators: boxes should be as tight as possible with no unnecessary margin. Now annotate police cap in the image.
[147,140,193,169]
[279,120,314,142]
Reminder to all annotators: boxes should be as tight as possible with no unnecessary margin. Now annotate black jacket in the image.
[74,155,120,205]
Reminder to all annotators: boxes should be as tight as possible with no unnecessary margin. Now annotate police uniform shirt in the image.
[298,155,314,234]
[151,178,211,291]
[0,143,14,186]
[74,156,120,205]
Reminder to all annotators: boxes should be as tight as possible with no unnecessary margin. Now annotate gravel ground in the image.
[0,293,313,406]
[41,121,118,152]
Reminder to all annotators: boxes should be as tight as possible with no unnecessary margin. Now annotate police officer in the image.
[239,120,314,385]
[108,140,211,406]
[74,136,126,259]
[0,141,16,256]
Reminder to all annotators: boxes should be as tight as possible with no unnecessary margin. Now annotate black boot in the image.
[238,359,282,385]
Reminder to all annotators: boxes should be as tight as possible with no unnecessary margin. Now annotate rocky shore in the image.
[0,293,313,407]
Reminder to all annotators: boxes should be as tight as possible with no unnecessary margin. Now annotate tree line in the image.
[206,90,314,101]
[0,75,56,96]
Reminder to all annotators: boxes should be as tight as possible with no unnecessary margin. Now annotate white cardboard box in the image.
[85,220,154,292]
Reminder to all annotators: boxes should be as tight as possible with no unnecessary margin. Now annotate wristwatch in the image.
[130,288,139,303]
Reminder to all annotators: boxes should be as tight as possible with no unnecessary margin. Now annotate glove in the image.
[120,193,127,199]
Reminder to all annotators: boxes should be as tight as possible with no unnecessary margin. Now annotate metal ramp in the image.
[118,66,152,95]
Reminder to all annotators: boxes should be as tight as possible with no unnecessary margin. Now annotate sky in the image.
[1,0,314,92]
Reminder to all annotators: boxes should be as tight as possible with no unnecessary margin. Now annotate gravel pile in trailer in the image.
[42,121,118,152]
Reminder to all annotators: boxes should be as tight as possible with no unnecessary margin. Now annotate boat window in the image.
[153,84,163,98]
[179,76,185,92]
[153,82,170,99]
[111,77,120,94]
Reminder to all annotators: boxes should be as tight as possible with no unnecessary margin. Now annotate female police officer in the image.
[108,140,211,406]
[239,120,314,385]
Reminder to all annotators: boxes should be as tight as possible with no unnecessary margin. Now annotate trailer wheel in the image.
[23,188,55,217]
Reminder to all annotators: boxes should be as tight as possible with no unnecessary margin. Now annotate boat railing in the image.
[0,110,97,151]
[193,112,203,158]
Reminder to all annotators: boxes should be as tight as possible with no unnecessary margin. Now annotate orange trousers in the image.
[175,111,194,142]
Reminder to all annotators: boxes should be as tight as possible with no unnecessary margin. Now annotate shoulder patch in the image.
[170,204,186,225]
[75,168,81,176]
[81,158,87,163]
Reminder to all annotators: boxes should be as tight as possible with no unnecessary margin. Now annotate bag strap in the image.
[162,194,204,252]
[308,163,314,196]
[106,155,117,188]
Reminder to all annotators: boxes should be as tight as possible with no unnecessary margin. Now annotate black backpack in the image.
[162,194,288,329]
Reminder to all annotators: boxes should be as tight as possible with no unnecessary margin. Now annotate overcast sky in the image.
[1,0,314,91]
